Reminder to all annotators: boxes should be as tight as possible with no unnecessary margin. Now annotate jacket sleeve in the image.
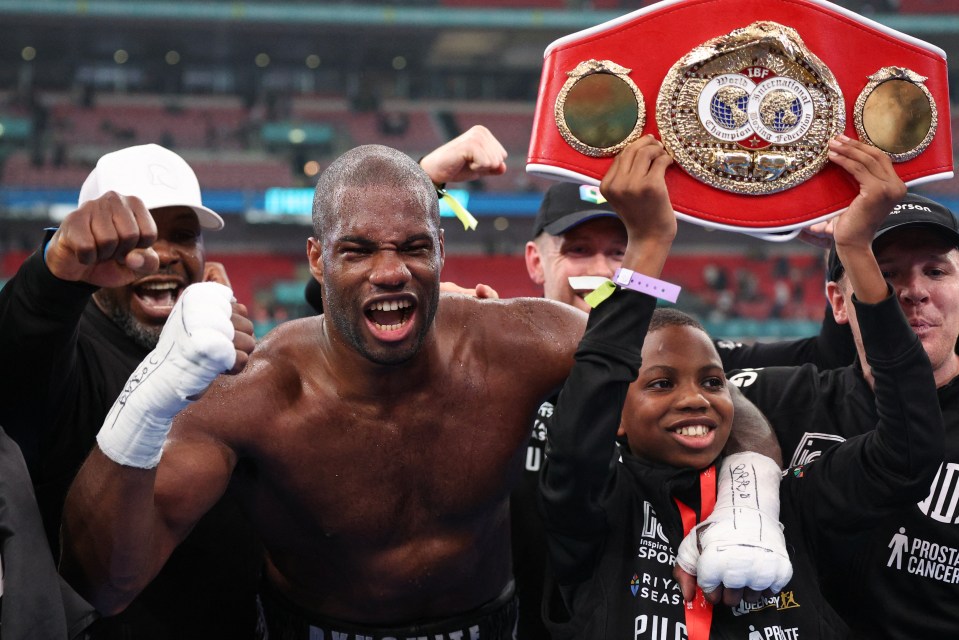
[0,427,98,637]
[539,288,655,587]
[0,244,97,462]
[718,302,856,370]
[786,287,943,532]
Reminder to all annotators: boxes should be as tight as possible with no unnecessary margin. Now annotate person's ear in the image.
[826,280,849,325]
[526,240,546,285]
[307,237,323,282]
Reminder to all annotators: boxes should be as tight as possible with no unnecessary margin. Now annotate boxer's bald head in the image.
[307,145,445,366]
[311,145,439,248]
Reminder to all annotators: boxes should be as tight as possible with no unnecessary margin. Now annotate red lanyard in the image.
[673,465,717,640]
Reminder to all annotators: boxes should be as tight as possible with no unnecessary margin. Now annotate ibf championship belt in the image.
[527,0,953,238]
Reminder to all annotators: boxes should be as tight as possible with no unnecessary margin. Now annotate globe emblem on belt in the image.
[762,90,802,133]
[697,72,814,147]
[748,77,815,144]
[657,21,844,195]
[710,86,750,130]
[696,73,757,143]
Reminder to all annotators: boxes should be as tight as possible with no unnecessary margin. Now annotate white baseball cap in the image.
[79,143,224,230]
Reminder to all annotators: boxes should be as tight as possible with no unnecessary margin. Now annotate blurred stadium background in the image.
[1,0,957,339]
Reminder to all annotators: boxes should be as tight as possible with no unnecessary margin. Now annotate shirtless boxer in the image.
[61,138,781,638]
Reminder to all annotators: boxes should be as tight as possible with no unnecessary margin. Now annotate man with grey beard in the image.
[0,143,264,639]
[0,129,509,639]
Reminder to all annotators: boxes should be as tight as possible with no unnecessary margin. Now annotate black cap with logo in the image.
[532,182,620,238]
[827,192,959,282]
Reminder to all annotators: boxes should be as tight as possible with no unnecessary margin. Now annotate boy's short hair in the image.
[648,307,706,335]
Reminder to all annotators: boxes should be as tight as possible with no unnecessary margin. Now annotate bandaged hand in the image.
[675,452,792,605]
[97,282,238,468]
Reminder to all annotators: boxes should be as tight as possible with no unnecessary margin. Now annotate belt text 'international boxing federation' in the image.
[527,0,953,239]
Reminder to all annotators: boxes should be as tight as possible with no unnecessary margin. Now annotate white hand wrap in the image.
[676,452,792,595]
[97,282,237,468]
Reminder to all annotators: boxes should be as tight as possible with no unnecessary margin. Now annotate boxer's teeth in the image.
[370,300,411,312]
[367,299,413,330]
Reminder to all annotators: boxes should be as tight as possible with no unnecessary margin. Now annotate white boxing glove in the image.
[97,282,237,468]
[676,452,793,596]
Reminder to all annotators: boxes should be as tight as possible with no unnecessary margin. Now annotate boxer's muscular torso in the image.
[170,295,583,623]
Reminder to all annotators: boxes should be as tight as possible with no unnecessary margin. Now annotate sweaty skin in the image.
[61,149,585,623]
[63,140,781,624]
[221,294,580,620]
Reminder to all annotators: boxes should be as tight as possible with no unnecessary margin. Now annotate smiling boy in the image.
[540,136,943,638]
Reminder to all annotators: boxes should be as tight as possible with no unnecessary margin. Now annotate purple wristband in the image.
[613,268,681,303]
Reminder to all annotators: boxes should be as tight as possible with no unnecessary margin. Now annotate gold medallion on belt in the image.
[656,21,845,195]
[554,59,646,158]
[853,66,938,164]
[549,20,942,198]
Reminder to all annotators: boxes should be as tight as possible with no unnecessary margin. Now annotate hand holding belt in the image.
[528,0,952,238]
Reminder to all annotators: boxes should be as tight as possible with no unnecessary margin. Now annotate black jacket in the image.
[0,427,97,639]
[732,292,953,639]
[0,248,262,640]
[512,302,855,637]
[540,287,941,638]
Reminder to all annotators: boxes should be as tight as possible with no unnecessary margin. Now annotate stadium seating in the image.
[455,107,535,155]
[291,96,443,156]
[47,94,250,151]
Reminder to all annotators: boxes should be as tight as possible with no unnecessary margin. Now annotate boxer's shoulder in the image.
[438,294,584,338]
[194,318,317,411]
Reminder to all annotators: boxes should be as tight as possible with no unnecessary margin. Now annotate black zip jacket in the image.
[512,303,855,638]
[541,287,941,638]
[732,292,956,639]
[0,426,97,639]
[0,248,262,640]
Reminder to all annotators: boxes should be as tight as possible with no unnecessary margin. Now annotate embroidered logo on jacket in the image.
[628,573,683,606]
[525,401,552,471]
[746,623,800,640]
[918,462,959,524]
[728,368,762,387]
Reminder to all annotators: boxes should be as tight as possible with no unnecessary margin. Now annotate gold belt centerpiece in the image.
[656,21,844,195]
[528,0,952,236]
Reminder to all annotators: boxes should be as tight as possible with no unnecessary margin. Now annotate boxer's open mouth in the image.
[365,298,414,332]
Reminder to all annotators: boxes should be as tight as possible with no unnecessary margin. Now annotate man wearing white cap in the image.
[70,144,228,349]
[0,143,263,639]
[0,129,510,638]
